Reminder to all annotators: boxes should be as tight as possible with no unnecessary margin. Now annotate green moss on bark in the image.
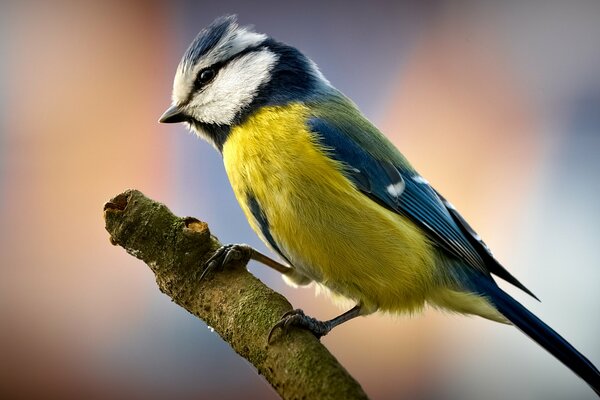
[104,189,368,400]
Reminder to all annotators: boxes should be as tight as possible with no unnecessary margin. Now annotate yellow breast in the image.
[222,104,438,313]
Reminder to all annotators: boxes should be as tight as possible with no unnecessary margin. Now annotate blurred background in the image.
[1,0,599,399]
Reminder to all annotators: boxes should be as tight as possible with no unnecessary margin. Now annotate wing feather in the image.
[308,116,535,298]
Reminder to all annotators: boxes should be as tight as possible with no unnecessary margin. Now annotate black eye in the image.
[196,68,216,87]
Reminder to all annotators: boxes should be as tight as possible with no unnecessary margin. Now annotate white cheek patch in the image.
[188,50,278,125]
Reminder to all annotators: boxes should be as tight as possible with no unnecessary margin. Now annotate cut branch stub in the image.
[103,189,369,400]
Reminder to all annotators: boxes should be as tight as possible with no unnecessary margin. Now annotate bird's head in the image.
[159,15,330,150]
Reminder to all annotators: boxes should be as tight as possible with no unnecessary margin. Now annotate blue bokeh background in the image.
[1,1,599,399]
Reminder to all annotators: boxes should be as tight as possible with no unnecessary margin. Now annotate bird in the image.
[159,15,600,395]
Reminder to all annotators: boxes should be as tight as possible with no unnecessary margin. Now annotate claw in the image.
[267,319,286,344]
[200,244,252,281]
[268,309,303,343]
[281,309,304,320]
[267,309,332,344]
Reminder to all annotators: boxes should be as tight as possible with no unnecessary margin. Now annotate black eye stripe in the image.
[187,44,268,102]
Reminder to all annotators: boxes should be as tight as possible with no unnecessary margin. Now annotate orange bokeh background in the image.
[1,1,599,399]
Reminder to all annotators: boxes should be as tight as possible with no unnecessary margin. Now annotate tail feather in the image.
[470,274,600,396]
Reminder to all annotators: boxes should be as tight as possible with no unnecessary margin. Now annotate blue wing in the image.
[308,117,536,298]
[246,192,292,265]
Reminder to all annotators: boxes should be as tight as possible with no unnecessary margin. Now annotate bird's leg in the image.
[201,243,292,281]
[268,304,363,343]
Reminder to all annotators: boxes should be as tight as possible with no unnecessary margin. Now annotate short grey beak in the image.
[159,104,187,123]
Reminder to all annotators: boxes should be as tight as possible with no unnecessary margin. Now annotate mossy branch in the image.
[103,189,368,400]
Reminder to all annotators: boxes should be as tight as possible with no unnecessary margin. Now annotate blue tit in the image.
[159,15,600,395]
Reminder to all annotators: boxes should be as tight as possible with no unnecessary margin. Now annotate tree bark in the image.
[103,189,369,400]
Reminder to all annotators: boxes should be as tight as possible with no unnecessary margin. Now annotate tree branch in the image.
[103,189,368,400]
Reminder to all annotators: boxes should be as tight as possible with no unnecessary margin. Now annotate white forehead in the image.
[172,27,267,104]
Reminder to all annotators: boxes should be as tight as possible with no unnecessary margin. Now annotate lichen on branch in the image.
[103,189,368,400]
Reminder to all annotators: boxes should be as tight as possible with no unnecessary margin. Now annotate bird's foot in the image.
[200,243,253,281]
[268,309,332,343]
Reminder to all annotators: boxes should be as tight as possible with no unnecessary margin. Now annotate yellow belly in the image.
[222,104,439,314]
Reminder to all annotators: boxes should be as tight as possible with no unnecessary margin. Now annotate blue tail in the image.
[469,274,600,396]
